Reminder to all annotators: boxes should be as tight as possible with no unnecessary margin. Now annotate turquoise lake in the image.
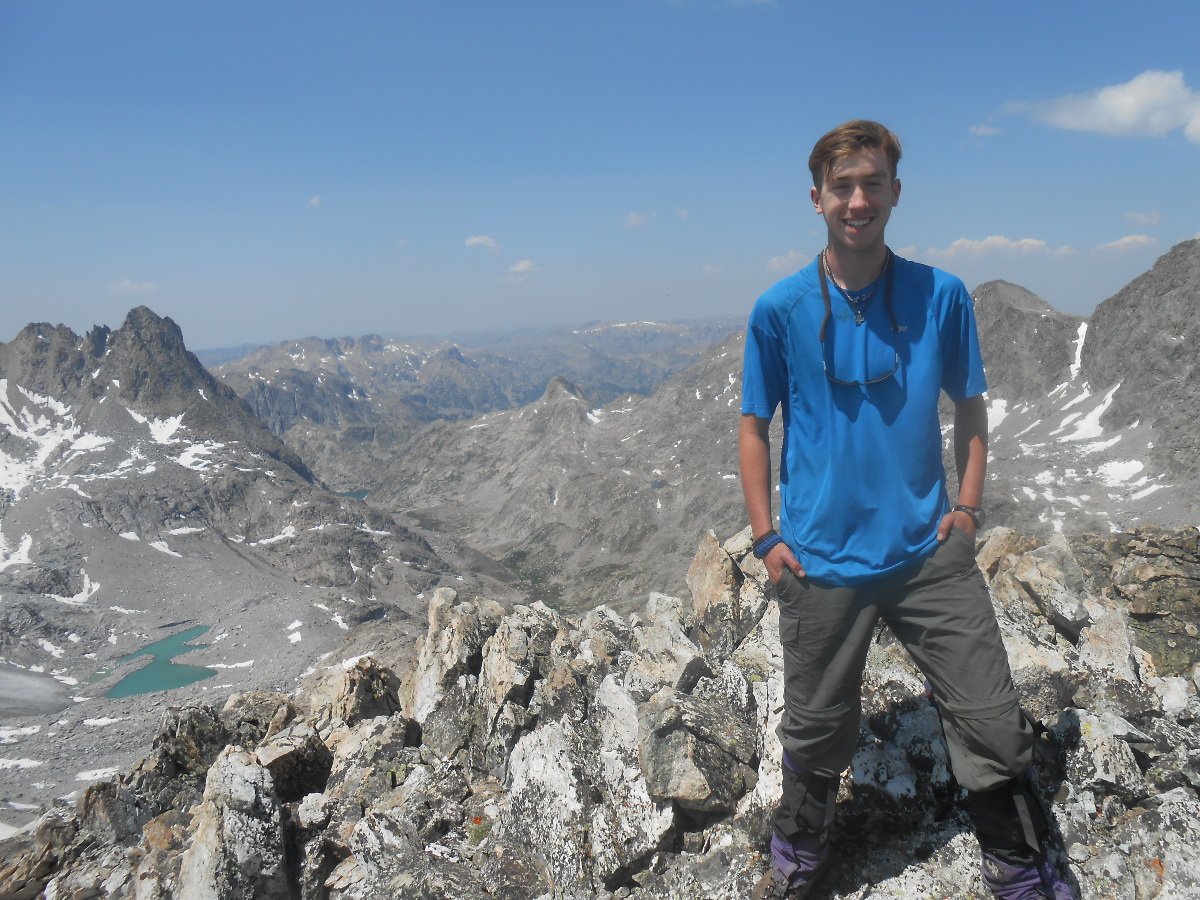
[104,624,217,698]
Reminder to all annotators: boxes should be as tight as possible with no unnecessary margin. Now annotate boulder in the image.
[177,747,289,900]
[625,593,710,701]
[253,724,333,803]
[310,657,402,730]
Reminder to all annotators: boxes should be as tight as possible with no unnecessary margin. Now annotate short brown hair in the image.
[808,120,902,189]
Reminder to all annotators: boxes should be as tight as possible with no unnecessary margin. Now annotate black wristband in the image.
[952,504,985,528]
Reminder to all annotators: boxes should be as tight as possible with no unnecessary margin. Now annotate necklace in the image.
[822,249,883,325]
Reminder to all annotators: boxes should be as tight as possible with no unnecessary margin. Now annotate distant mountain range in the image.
[209,319,740,492]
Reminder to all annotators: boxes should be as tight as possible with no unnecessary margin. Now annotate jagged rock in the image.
[587,675,676,882]
[310,657,403,730]
[1075,603,1156,715]
[0,812,75,900]
[1059,709,1151,809]
[687,530,768,660]
[254,723,333,804]
[469,602,562,777]
[139,705,231,780]
[77,779,152,846]
[221,690,296,745]
[1010,533,1093,642]
[400,589,505,757]
[638,686,757,814]
[501,720,592,894]
[177,747,289,900]
[1104,788,1200,899]
[319,714,423,853]
[976,526,1036,582]
[625,593,710,701]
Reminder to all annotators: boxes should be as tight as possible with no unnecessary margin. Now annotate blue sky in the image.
[1,1,1198,349]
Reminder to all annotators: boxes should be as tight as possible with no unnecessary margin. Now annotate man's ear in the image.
[811,185,821,212]
[891,179,901,207]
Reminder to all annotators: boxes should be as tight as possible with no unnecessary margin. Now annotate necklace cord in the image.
[818,248,898,342]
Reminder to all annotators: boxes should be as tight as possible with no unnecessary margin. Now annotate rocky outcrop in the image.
[1081,238,1200,474]
[972,280,1086,403]
[4,525,1200,899]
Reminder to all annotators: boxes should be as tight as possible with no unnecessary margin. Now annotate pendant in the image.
[854,310,865,325]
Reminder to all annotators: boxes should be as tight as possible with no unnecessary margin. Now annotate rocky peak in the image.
[972,280,1085,403]
[1078,239,1200,474]
[974,279,1058,313]
[5,525,1200,898]
[0,321,97,402]
[539,374,589,405]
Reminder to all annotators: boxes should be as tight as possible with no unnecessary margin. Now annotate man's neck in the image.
[824,244,888,292]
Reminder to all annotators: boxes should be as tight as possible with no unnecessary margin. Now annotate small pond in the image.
[103,624,217,699]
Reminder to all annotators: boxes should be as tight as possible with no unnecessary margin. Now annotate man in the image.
[739,120,1072,899]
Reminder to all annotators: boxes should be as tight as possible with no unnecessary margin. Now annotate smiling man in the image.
[739,121,1072,899]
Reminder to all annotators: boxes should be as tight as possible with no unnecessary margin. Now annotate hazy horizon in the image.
[2,1,1197,349]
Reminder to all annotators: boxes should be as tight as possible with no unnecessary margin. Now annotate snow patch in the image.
[47,571,100,607]
[0,758,44,770]
[75,767,119,782]
[987,398,1009,429]
[1069,322,1087,380]
[0,529,33,573]
[0,726,40,745]
[1057,384,1120,443]
[251,526,296,547]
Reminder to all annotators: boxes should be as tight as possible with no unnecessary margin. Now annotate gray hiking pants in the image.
[774,526,1032,796]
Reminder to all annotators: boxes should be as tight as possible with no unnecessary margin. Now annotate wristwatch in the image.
[953,504,986,528]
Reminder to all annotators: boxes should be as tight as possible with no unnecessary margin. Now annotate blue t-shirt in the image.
[741,253,986,586]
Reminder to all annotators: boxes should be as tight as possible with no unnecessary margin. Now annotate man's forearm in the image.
[738,414,774,538]
[954,395,988,508]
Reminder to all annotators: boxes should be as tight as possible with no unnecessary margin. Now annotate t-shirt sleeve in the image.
[939,280,988,402]
[741,298,787,419]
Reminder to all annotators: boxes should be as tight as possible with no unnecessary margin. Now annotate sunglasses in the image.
[817,249,903,387]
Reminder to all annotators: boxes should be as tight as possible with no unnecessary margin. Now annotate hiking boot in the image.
[981,849,1075,899]
[751,832,829,900]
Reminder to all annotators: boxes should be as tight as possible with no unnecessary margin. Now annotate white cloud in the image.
[1125,210,1161,228]
[508,259,539,275]
[1015,70,1200,143]
[701,264,722,275]
[465,235,499,251]
[969,123,1000,137]
[308,195,321,208]
[676,208,691,221]
[925,236,1074,259]
[108,279,158,296]
[1093,234,1156,254]
[767,250,805,272]
[625,211,653,228]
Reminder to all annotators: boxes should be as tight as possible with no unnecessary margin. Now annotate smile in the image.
[846,218,872,227]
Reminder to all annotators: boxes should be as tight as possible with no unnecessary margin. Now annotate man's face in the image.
[811,146,900,254]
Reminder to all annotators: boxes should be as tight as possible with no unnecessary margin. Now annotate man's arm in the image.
[739,413,805,580]
[936,394,988,541]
